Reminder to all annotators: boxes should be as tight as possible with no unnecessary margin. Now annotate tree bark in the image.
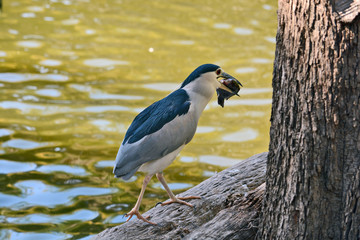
[92,152,267,240]
[259,0,360,239]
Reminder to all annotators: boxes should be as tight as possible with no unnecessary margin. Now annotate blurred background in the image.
[0,0,276,239]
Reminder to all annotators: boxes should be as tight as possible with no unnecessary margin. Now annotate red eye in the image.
[216,69,222,75]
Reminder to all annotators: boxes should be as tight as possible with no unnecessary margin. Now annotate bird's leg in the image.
[125,174,156,225]
[156,172,201,207]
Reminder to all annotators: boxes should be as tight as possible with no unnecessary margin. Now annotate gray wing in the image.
[114,112,197,180]
[113,88,199,180]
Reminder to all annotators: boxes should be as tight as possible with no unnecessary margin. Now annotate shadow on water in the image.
[0,0,276,239]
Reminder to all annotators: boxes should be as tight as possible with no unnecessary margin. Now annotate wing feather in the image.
[114,89,196,179]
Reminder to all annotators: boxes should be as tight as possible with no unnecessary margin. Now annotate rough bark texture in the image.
[259,0,360,239]
[93,152,267,240]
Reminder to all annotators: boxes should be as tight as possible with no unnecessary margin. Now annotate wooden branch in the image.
[92,152,267,240]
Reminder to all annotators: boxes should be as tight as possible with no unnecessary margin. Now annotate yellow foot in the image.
[125,208,156,225]
[161,196,201,207]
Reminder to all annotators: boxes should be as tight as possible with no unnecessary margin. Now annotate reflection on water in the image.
[235,67,257,74]
[36,164,89,176]
[234,27,254,35]
[2,139,51,149]
[0,73,69,82]
[0,231,72,240]
[5,209,99,224]
[82,59,129,68]
[39,59,63,67]
[16,40,43,48]
[0,0,276,239]
[0,160,37,174]
[1,180,117,209]
[222,128,259,142]
[199,155,240,167]
[153,182,193,191]
[143,83,179,91]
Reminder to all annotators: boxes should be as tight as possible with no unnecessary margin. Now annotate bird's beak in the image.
[217,72,243,95]
[216,72,243,107]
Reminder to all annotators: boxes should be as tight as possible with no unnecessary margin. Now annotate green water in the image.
[0,0,276,239]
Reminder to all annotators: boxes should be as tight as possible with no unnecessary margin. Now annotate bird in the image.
[113,63,242,225]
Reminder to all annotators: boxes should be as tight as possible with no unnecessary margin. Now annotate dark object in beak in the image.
[216,73,243,107]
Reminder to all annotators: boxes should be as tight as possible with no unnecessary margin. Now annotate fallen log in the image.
[93,152,267,240]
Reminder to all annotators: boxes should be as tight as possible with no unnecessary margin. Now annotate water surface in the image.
[0,0,276,239]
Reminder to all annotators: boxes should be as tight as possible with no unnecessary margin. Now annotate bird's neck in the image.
[183,84,215,120]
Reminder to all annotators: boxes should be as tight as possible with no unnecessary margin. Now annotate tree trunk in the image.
[259,0,360,239]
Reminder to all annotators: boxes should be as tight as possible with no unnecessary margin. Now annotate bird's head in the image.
[180,64,243,107]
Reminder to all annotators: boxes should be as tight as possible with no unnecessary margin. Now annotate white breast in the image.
[138,145,185,175]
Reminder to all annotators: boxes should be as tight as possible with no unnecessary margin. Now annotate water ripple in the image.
[0,101,130,115]
[235,67,257,74]
[239,88,272,95]
[39,59,62,67]
[196,126,218,134]
[0,73,69,83]
[61,18,80,25]
[251,58,272,64]
[171,40,195,45]
[16,40,43,48]
[2,139,49,150]
[153,182,193,191]
[222,128,258,142]
[143,83,179,92]
[0,129,14,137]
[35,89,62,97]
[0,180,117,209]
[94,160,114,168]
[213,23,232,29]
[89,92,143,100]
[36,165,88,176]
[104,214,127,224]
[21,12,36,18]
[84,105,129,113]
[83,58,129,67]
[69,84,143,100]
[234,27,253,35]
[208,98,272,108]
[0,230,72,240]
[265,36,276,43]
[0,160,37,174]
[27,6,45,12]
[5,209,98,224]
[199,155,240,167]
[221,99,272,106]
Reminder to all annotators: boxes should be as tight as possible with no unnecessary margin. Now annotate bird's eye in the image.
[216,69,222,75]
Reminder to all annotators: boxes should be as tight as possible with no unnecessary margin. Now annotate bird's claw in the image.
[125,209,156,225]
[161,196,201,207]
[155,201,163,207]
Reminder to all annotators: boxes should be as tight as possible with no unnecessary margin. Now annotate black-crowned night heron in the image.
[113,64,242,224]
